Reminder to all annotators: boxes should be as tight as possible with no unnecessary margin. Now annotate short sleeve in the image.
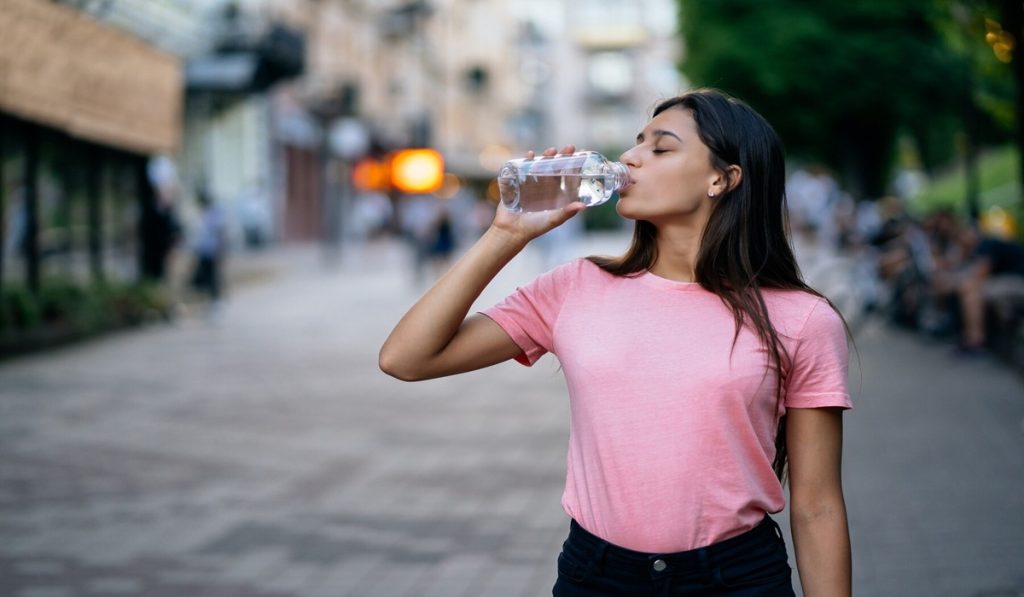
[785,299,852,410]
[479,260,579,366]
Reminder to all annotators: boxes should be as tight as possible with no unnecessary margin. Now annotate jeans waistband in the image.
[566,515,782,575]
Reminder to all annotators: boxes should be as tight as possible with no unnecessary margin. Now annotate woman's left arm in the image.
[787,406,851,597]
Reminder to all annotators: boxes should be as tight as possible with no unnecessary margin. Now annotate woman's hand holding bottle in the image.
[489,145,585,249]
[381,145,582,381]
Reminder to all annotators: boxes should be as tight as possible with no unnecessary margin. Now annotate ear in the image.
[709,165,742,198]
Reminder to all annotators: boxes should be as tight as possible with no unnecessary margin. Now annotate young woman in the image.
[380,89,853,596]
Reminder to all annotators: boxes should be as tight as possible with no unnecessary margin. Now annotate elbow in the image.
[378,348,425,382]
[790,501,841,524]
[789,491,847,525]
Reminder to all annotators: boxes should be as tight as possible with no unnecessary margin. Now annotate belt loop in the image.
[697,547,710,570]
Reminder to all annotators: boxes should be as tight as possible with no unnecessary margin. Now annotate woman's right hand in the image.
[489,144,585,248]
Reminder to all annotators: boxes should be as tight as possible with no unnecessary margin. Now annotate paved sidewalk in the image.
[1,234,1022,597]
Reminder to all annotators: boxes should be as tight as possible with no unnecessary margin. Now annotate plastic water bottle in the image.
[497,151,630,213]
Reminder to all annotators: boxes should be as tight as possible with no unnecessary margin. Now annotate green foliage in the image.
[0,286,41,330]
[679,0,1013,198]
[0,280,170,352]
[911,144,1022,226]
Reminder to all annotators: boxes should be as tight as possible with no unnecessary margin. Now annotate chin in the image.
[615,196,640,220]
[617,197,658,223]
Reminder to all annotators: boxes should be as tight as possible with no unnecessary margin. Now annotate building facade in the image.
[264,0,682,239]
[275,0,681,171]
[1,0,183,293]
[2,0,684,291]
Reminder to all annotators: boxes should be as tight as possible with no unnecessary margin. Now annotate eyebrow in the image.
[636,129,683,143]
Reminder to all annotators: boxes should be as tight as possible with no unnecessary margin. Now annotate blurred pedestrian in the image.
[870,197,933,329]
[398,194,457,285]
[142,156,182,281]
[426,211,456,278]
[787,165,841,248]
[952,224,1024,355]
[238,179,271,248]
[190,190,227,317]
[381,90,853,596]
[3,179,28,260]
[533,204,583,270]
[351,190,393,242]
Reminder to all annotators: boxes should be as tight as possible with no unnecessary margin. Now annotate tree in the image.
[937,1,1018,220]
[995,0,1024,219]
[679,0,977,199]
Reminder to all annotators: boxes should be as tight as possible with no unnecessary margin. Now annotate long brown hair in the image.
[588,89,853,483]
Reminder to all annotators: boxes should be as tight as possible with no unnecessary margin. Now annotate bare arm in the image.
[787,407,851,597]
[379,146,582,381]
[379,227,532,380]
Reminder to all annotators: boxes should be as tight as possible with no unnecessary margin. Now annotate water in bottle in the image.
[497,151,630,213]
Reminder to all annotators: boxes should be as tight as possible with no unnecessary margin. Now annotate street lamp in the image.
[391,149,444,194]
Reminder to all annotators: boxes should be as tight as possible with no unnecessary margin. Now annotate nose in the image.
[619,146,639,167]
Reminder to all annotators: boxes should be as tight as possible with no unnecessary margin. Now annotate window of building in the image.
[588,51,633,98]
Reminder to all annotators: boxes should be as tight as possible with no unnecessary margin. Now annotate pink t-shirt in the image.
[481,258,851,553]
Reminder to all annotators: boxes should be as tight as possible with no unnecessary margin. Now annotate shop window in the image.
[1,125,27,288]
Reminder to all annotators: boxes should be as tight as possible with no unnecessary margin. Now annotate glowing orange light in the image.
[352,158,391,192]
[391,149,445,194]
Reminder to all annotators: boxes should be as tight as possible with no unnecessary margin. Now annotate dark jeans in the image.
[190,255,221,301]
[553,515,795,596]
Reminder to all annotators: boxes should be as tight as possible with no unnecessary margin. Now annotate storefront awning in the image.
[0,0,182,154]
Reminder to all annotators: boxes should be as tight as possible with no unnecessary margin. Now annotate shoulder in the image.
[761,289,842,340]
[516,259,592,298]
[544,258,619,284]
[519,259,643,302]
[537,258,589,284]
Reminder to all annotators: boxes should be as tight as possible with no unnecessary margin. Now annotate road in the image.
[1,235,1022,597]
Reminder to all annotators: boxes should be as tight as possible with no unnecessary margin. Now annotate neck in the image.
[650,218,707,283]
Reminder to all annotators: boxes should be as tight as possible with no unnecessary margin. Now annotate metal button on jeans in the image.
[652,559,667,572]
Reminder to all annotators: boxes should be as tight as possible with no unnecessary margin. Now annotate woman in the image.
[380,89,852,596]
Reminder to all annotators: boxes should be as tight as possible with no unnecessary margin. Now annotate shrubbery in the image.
[0,280,171,357]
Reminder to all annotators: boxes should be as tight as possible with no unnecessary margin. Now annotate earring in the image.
[708,191,716,198]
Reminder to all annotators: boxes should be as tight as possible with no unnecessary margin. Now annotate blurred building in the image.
[0,0,182,291]
[49,0,305,249]
[2,0,682,298]
[268,0,682,221]
[67,0,682,249]
[180,3,304,246]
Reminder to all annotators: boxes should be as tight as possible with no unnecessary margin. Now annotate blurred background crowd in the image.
[1,0,1024,371]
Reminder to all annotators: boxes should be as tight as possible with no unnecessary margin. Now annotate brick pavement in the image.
[0,238,593,597]
[1,234,1022,597]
